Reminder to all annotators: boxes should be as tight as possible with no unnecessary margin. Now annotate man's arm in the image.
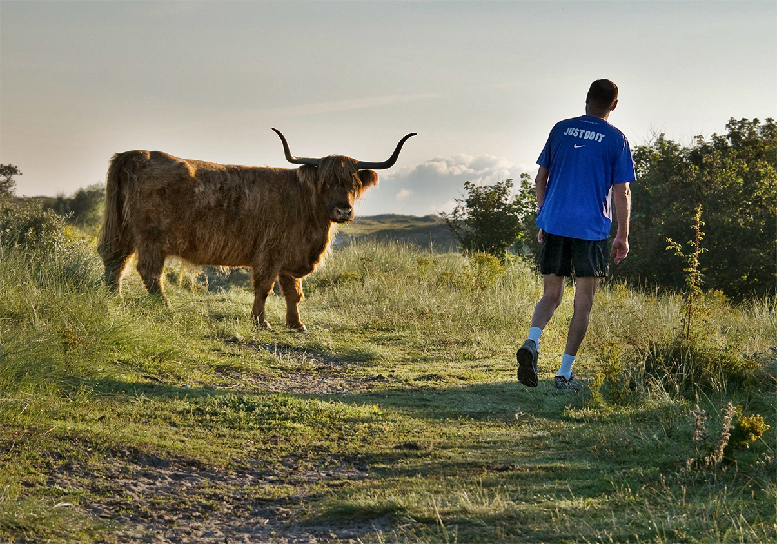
[535,166,549,208]
[611,182,631,264]
[535,166,549,243]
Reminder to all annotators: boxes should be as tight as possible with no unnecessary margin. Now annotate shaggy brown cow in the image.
[97,129,415,331]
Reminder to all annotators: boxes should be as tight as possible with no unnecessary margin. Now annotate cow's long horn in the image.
[272,128,321,166]
[355,133,417,170]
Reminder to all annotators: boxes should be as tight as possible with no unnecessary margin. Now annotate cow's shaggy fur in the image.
[97,149,380,331]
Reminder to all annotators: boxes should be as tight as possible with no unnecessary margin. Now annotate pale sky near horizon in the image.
[1,1,775,216]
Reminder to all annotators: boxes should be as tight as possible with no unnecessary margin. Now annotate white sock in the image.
[527,327,542,345]
[557,353,575,379]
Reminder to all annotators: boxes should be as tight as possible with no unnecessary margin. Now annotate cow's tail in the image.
[97,151,140,293]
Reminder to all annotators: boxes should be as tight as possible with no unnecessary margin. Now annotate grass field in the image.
[0,232,775,543]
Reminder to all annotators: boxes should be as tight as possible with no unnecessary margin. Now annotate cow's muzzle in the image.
[331,205,353,223]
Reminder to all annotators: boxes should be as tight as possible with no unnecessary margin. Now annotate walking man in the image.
[517,79,634,390]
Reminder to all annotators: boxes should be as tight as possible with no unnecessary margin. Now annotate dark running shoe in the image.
[554,372,581,392]
[516,339,539,387]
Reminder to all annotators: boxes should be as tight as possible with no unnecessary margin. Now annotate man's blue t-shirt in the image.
[536,115,635,241]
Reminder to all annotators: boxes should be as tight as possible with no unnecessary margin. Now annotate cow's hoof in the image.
[149,293,170,307]
[253,319,271,329]
[287,323,307,333]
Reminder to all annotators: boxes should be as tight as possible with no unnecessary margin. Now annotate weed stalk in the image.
[706,402,736,468]
[667,203,705,346]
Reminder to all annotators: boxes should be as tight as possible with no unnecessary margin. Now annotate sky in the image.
[1,1,775,216]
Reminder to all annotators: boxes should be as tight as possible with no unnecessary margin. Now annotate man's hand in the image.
[611,235,629,264]
[538,229,545,244]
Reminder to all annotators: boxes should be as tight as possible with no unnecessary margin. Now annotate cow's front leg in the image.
[278,274,306,332]
[251,267,278,328]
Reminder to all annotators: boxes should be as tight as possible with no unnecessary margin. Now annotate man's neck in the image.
[585,104,611,121]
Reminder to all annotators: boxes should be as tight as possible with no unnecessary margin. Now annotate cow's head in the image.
[273,129,416,223]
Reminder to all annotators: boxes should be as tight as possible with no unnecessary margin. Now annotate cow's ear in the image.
[358,169,378,188]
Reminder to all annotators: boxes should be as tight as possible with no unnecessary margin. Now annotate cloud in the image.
[395,154,518,186]
[358,154,532,216]
[433,199,458,215]
[395,188,412,200]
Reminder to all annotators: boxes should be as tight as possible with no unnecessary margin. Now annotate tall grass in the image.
[305,242,543,365]
[306,241,775,397]
[0,201,239,401]
[0,240,108,392]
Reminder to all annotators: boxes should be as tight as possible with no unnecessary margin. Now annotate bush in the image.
[42,183,105,231]
[643,340,761,395]
[443,178,524,259]
[0,164,21,198]
[0,198,67,255]
[615,118,776,300]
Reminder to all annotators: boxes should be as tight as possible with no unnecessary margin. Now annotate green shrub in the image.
[616,118,776,300]
[727,412,771,452]
[40,183,105,232]
[0,164,21,197]
[0,198,67,255]
[0,198,103,290]
[643,339,761,395]
[443,178,524,259]
[634,204,768,397]
[687,403,771,471]
[467,252,505,290]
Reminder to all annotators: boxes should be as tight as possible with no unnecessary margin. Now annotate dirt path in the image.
[50,449,389,543]
[48,351,395,543]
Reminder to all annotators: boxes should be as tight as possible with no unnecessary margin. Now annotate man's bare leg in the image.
[555,276,600,382]
[517,274,566,387]
[531,274,566,329]
[564,276,600,356]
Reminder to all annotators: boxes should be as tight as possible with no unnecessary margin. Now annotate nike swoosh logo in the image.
[574,144,584,149]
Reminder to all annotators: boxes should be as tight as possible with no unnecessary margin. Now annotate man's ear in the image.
[358,169,379,188]
[610,99,618,112]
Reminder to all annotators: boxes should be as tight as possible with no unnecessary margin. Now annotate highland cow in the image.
[97,129,415,331]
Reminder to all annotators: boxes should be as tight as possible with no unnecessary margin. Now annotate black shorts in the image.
[539,233,609,278]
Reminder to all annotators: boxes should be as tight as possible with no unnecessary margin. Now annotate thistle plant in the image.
[705,402,736,468]
[690,404,708,456]
[686,401,770,472]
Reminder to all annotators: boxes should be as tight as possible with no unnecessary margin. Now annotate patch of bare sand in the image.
[51,450,391,543]
[214,342,390,395]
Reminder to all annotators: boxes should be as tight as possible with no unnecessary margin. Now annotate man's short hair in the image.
[586,79,618,110]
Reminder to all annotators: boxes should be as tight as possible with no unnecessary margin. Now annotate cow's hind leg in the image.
[279,274,306,332]
[102,252,133,295]
[98,234,134,295]
[136,248,168,304]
